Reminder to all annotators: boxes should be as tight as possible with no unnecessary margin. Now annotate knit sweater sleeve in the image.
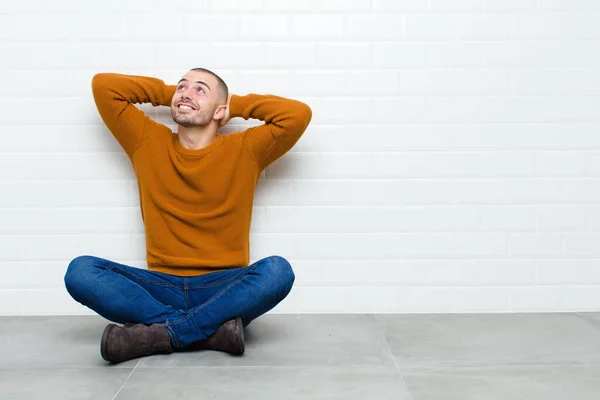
[91,73,177,159]
[229,94,312,170]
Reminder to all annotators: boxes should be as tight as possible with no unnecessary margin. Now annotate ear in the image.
[214,104,226,120]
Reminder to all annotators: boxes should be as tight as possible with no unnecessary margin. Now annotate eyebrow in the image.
[177,78,211,91]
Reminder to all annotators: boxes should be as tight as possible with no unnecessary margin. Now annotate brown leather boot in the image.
[101,323,172,363]
[190,317,245,355]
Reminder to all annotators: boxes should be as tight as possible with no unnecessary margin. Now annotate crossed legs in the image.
[64,255,295,349]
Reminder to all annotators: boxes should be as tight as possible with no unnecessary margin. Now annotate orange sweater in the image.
[91,73,312,276]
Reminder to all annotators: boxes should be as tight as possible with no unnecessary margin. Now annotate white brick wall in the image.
[2,0,600,315]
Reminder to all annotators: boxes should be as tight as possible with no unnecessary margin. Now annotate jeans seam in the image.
[186,267,250,289]
[164,261,262,346]
[111,265,181,288]
[165,324,181,348]
[169,274,250,326]
[184,277,190,310]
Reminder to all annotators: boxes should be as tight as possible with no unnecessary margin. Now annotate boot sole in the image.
[100,324,117,362]
[235,317,245,355]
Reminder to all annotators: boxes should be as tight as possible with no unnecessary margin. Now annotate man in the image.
[63,68,312,363]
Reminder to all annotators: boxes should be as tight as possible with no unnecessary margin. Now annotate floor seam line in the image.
[372,314,415,400]
[111,359,141,400]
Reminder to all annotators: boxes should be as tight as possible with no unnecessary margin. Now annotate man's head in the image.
[171,68,229,128]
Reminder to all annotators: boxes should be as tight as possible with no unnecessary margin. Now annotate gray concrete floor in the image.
[2,313,600,399]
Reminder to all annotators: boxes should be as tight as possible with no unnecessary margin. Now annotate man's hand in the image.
[218,94,232,128]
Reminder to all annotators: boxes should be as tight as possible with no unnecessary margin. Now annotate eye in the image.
[197,87,204,93]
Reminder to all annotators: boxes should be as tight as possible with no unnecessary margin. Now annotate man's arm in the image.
[227,94,312,170]
[91,73,176,159]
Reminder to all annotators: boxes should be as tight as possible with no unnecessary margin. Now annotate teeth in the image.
[179,105,194,110]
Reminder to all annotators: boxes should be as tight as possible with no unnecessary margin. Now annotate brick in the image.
[346,15,402,39]
[291,15,344,38]
[404,15,456,40]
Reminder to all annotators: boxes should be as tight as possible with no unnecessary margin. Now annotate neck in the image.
[176,124,218,150]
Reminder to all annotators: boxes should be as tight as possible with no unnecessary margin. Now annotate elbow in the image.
[91,73,107,86]
[91,73,107,93]
[294,101,313,131]
[302,102,313,123]
[91,73,117,93]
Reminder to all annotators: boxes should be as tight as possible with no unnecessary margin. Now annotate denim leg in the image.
[64,255,187,325]
[165,255,295,348]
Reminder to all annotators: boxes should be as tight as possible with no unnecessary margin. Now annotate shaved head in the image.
[189,67,228,104]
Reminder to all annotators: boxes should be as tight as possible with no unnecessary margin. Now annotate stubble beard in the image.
[171,107,213,128]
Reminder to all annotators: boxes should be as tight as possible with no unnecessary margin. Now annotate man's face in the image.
[171,70,221,128]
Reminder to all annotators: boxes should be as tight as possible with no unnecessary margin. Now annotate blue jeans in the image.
[64,255,295,349]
